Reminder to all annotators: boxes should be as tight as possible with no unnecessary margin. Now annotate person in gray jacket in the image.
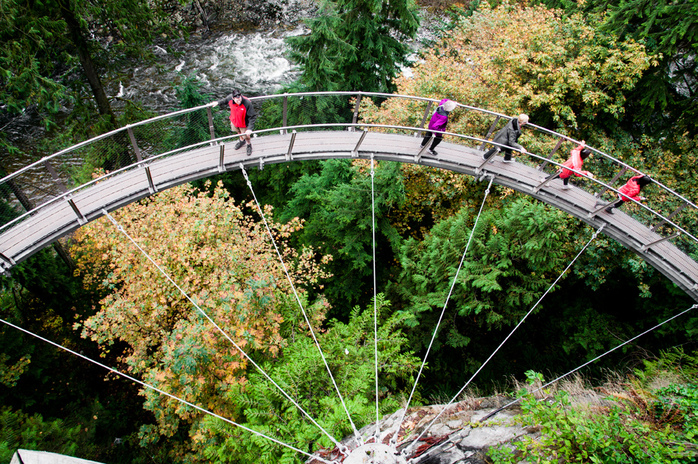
[482,114,529,163]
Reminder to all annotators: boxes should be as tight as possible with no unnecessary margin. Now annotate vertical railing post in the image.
[127,126,143,162]
[595,166,628,198]
[127,126,156,194]
[641,232,681,252]
[43,159,68,194]
[537,136,565,171]
[218,145,226,172]
[286,130,297,161]
[479,116,501,150]
[650,202,688,232]
[282,94,288,135]
[44,159,86,225]
[417,101,433,137]
[206,107,216,141]
[351,92,363,131]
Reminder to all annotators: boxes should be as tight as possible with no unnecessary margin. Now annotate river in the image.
[109,26,306,113]
[107,6,442,113]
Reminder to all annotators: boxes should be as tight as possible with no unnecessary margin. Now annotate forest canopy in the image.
[1,0,698,462]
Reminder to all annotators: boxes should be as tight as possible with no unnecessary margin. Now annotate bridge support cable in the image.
[477,303,698,425]
[370,155,380,437]
[403,224,607,454]
[0,317,337,464]
[100,209,345,452]
[239,165,364,445]
[391,176,495,445]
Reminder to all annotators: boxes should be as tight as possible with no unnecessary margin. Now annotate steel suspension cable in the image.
[391,176,495,444]
[405,224,606,452]
[477,303,698,424]
[0,317,336,464]
[101,209,345,452]
[370,155,380,438]
[239,165,363,444]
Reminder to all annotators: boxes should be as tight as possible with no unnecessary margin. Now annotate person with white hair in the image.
[482,113,529,163]
[420,99,458,156]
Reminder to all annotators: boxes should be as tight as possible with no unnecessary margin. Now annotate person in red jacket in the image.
[212,89,258,156]
[543,141,594,190]
[605,175,653,214]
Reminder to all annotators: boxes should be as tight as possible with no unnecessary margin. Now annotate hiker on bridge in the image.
[605,174,653,214]
[482,114,529,163]
[420,99,457,156]
[211,90,258,156]
[544,141,594,190]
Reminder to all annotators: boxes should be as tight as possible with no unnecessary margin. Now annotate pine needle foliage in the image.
[286,0,420,94]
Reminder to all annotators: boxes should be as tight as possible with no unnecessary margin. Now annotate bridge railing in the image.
[1,91,696,259]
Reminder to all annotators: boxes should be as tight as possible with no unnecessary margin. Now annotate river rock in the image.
[308,397,540,464]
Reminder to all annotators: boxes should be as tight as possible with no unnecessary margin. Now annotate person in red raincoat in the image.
[545,141,594,190]
[606,175,653,214]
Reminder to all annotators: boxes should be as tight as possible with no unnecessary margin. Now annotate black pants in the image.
[421,132,443,150]
[483,147,513,160]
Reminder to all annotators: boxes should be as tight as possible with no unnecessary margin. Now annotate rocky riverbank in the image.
[308,396,535,464]
[162,0,318,35]
[309,382,617,464]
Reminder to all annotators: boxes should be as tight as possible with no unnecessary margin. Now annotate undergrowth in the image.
[488,349,698,463]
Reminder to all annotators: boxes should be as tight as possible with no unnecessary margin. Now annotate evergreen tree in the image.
[287,0,420,94]
[598,0,698,136]
[0,0,175,153]
[280,159,406,317]
[199,296,419,464]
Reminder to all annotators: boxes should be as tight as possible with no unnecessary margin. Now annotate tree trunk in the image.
[57,0,136,170]
[57,0,116,128]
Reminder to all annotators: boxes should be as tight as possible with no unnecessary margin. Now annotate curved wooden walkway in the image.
[1,130,697,301]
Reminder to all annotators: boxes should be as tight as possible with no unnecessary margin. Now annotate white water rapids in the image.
[107,9,441,112]
[109,26,306,112]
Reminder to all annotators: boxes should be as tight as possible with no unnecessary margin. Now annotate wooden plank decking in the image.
[1,130,697,301]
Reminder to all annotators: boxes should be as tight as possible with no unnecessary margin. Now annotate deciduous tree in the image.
[360,3,653,136]
[71,182,332,455]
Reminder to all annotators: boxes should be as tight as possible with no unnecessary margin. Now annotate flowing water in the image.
[108,7,442,112]
[109,26,307,113]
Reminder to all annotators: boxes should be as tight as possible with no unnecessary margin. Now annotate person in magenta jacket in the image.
[547,141,594,190]
[420,99,457,156]
[606,175,653,214]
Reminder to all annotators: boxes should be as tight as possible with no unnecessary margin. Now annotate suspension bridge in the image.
[1,91,697,463]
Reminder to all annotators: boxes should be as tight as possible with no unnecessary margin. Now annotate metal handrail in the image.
[2,119,696,249]
[1,91,695,248]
